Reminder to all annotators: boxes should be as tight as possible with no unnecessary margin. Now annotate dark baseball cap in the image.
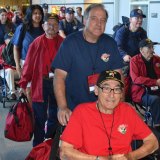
[97,70,124,87]
[130,9,146,18]
[65,7,75,14]
[139,39,157,48]
[60,6,66,13]
[44,13,59,23]
[42,3,48,9]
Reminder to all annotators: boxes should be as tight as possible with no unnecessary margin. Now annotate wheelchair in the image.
[0,64,19,108]
[128,83,160,160]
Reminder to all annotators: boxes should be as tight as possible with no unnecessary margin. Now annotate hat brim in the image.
[99,78,124,88]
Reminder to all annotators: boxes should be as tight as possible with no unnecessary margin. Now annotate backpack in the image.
[1,24,26,67]
[112,16,129,39]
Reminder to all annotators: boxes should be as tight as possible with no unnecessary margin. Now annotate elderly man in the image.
[130,38,160,132]
[114,9,147,100]
[60,70,158,160]
[19,14,63,146]
[52,4,123,126]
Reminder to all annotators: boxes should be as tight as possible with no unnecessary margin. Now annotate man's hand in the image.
[99,154,130,160]
[123,55,131,62]
[57,108,72,126]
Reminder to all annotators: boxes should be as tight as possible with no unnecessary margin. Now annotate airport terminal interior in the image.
[0,0,160,159]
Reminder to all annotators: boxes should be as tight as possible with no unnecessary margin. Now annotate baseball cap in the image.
[44,13,59,23]
[139,38,157,48]
[60,6,66,13]
[65,7,75,14]
[97,70,124,87]
[130,9,146,18]
[42,3,48,9]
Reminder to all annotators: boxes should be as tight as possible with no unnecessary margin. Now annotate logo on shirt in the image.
[156,63,160,68]
[101,53,110,62]
[118,124,128,134]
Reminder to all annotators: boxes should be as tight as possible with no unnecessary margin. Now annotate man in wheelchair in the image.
[130,38,160,132]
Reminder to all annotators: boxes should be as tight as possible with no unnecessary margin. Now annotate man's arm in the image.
[60,141,110,160]
[60,141,130,160]
[60,133,158,160]
[128,133,158,160]
[53,69,72,126]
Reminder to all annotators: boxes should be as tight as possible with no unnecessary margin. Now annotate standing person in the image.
[52,4,123,126]
[58,6,66,20]
[5,5,14,22]
[0,8,15,46]
[76,6,83,23]
[114,9,147,100]
[60,70,158,159]
[12,8,24,28]
[42,3,50,21]
[59,7,83,38]
[19,14,63,147]
[12,5,44,104]
[130,38,160,132]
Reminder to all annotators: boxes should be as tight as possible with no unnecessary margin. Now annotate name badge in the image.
[87,73,99,93]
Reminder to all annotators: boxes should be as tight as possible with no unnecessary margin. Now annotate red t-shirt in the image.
[43,35,60,75]
[61,102,151,156]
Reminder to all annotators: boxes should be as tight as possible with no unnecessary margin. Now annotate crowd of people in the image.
[0,2,160,159]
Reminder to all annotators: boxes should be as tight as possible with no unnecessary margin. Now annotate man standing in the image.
[42,3,49,20]
[59,7,82,38]
[130,38,160,132]
[19,14,63,146]
[76,7,83,23]
[52,4,123,126]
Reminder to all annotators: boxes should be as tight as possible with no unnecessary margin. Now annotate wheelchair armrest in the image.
[132,83,149,94]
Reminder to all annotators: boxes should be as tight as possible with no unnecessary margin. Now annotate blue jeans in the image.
[142,93,160,125]
[32,79,58,147]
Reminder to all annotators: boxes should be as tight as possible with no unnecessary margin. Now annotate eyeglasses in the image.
[98,86,122,94]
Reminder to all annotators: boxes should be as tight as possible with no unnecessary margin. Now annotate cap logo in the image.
[106,71,117,78]
[146,39,152,44]
[137,9,142,14]
[109,72,114,77]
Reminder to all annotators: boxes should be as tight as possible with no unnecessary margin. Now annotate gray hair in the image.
[84,3,108,20]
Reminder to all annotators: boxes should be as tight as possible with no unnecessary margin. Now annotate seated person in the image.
[130,38,160,132]
[60,70,158,160]
[0,34,19,100]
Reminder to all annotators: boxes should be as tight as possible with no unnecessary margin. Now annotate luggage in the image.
[25,124,65,160]
[4,94,33,141]
[25,139,53,160]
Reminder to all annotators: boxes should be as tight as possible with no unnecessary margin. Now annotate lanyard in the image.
[97,103,115,156]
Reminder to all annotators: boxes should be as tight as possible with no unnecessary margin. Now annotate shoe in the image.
[10,93,17,100]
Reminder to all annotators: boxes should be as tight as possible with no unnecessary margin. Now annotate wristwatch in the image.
[96,156,100,160]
